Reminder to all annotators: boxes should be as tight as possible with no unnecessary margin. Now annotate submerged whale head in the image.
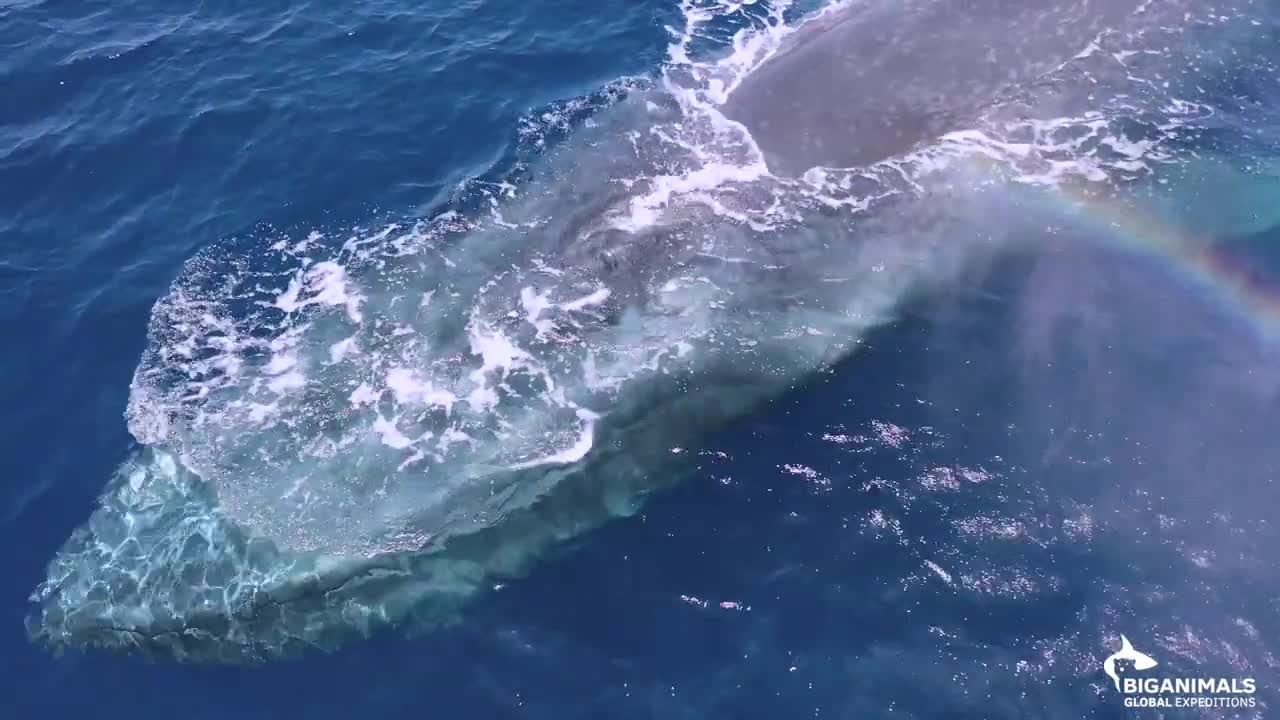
[30,177,987,661]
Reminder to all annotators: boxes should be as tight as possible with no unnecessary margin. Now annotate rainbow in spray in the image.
[1040,166,1280,350]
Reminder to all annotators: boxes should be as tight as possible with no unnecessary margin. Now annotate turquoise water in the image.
[4,0,1280,717]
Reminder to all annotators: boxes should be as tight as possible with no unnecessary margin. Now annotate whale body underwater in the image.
[28,0,1215,662]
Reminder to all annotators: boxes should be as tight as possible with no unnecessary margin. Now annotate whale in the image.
[26,0,1224,663]
[720,0,1151,177]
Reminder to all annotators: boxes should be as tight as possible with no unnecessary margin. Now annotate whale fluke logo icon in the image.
[1104,635,1158,691]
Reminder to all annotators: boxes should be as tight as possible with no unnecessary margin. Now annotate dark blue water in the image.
[5,1,1280,717]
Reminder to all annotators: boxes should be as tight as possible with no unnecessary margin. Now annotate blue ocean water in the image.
[4,0,1280,718]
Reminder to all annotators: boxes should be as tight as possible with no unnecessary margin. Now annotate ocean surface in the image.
[4,0,1280,717]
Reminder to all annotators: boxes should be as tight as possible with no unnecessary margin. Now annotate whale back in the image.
[720,0,1151,176]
